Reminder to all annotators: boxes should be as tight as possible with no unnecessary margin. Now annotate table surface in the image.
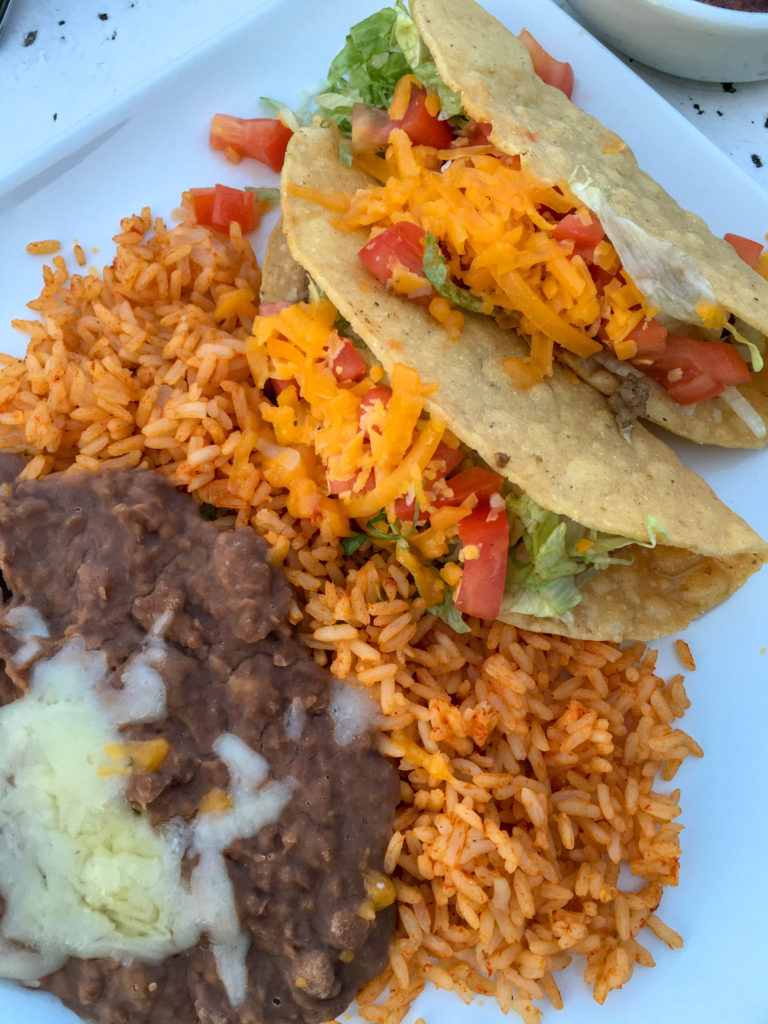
[1,0,767,196]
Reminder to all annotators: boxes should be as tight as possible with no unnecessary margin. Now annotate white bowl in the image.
[567,0,768,82]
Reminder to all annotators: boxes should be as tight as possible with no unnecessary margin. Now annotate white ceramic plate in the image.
[0,1,766,1022]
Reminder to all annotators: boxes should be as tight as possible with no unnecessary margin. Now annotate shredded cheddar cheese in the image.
[695,300,729,330]
[388,74,421,120]
[213,286,258,322]
[440,561,463,586]
[101,738,170,776]
[246,300,466,560]
[614,338,638,361]
[199,788,234,815]
[395,543,445,607]
[382,729,456,784]
[321,131,665,387]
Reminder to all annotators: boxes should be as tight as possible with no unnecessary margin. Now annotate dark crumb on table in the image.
[98,11,109,20]
[751,154,764,168]
[22,30,37,46]
[58,19,65,25]
[110,30,117,39]
[716,110,724,117]
[692,103,704,115]
[52,113,57,121]
[721,82,737,93]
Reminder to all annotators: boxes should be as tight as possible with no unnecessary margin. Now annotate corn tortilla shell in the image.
[261,217,309,305]
[280,125,767,640]
[407,0,768,448]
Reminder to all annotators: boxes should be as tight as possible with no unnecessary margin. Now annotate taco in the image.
[265,123,768,643]
[303,0,768,448]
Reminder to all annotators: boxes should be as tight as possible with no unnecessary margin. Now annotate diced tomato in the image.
[358,222,434,304]
[190,187,215,226]
[359,385,392,435]
[209,114,293,172]
[589,264,614,295]
[351,103,395,154]
[393,495,429,524]
[454,501,510,621]
[665,373,722,405]
[624,318,668,357]
[327,469,375,496]
[360,385,393,413]
[457,121,493,147]
[724,232,764,270]
[259,301,292,316]
[553,212,605,262]
[350,83,453,155]
[328,337,367,382]
[211,184,257,233]
[393,441,464,522]
[359,222,426,280]
[191,184,258,233]
[396,464,501,523]
[431,441,464,476]
[398,87,454,149]
[518,29,574,99]
[652,335,750,386]
[432,467,503,509]
[638,334,751,405]
[553,212,605,247]
[327,474,356,496]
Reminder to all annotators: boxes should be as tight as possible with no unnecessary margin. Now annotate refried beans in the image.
[0,454,397,1024]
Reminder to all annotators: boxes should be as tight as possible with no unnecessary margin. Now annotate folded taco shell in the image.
[280,124,767,640]
[409,0,768,448]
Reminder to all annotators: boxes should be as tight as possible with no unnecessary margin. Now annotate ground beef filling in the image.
[0,456,397,1024]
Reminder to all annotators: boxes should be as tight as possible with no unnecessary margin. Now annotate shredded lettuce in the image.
[427,590,471,634]
[313,1,463,139]
[568,167,718,324]
[423,233,488,313]
[728,320,765,373]
[244,187,281,203]
[500,575,582,623]
[501,496,667,620]
[259,96,302,133]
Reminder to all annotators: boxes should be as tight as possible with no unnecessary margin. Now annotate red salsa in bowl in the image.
[695,0,768,10]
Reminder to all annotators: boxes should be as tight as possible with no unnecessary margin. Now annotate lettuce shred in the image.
[313,1,463,140]
[427,590,471,634]
[423,233,487,313]
[501,496,667,620]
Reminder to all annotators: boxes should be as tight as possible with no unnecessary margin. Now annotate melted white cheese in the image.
[0,621,292,1008]
[330,680,377,747]
[3,604,49,666]
[284,697,306,742]
[0,638,194,977]
[191,733,294,1007]
[104,641,168,724]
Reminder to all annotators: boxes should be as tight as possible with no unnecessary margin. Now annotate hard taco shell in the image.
[409,0,768,448]
[280,124,767,641]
